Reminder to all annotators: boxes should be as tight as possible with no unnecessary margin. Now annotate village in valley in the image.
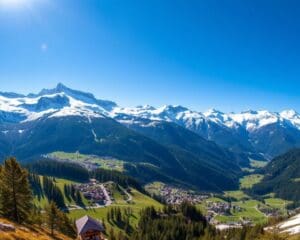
[44,151,289,232]
[74,179,113,206]
[144,181,289,230]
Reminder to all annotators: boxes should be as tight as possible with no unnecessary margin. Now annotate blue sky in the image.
[0,0,300,112]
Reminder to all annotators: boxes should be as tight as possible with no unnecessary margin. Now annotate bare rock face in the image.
[0,222,16,232]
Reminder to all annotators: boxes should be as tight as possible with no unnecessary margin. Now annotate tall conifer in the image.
[0,157,32,223]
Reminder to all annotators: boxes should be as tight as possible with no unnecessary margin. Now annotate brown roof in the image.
[76,215,104,235]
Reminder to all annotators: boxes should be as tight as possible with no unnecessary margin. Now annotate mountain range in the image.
[0,83,300,191]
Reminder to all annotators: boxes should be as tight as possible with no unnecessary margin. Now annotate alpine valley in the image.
[1,83,300,192]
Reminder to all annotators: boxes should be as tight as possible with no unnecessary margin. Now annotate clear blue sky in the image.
[0,0,300,112]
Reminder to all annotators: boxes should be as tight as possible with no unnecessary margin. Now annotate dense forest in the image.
[251,149,300,207]
[26,159,90,182]
[111,203,286,240]
[27,159,144,191]
[0,157,76,238]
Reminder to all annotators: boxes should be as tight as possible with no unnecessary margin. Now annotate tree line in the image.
[27,159,144,191]
[0,157,76,238]
[110,203,287,240]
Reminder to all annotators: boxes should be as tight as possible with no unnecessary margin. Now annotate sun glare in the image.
[0,0,28,8]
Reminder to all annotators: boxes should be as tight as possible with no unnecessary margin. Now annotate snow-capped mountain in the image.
[1,83,300,158]
[113,105,300,133]
[0,83,116,123]
[112,104,300,159]
[1,83,299,133]
[0,84,246,191]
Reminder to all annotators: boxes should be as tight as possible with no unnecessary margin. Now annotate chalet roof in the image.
[76,215,104,235]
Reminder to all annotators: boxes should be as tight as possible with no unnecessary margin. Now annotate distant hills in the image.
[1,83,300,191]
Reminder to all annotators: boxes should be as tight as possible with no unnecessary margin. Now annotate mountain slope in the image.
[2,83,300,191]
[251,149,300,202]
[0,115,240,191]
[113,106,300,159]
[122,119,242,190]
[0,218,72,240]
[1,83,300,159]
[249,123,300,158]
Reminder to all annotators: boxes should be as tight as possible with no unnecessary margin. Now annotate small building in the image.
[76,215,105,240]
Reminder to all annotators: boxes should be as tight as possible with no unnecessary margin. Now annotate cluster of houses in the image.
[159,185,209,205]
[205,201,232,221]
[75,179,112,206]
[207,201,241,216]
[259,205,283,217]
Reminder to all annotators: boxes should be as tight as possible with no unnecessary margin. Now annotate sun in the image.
[0,0,28,8]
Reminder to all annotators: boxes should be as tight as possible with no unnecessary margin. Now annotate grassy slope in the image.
[215,171,290,223]
[68,188,162,234]
[250,159,268,168]
[240,174,264,189]
[0,218,71,240]
[214,160,288,224]
[34,175,162,235]
[216,200,266,223]
[34,176,89,208]
[264,198,291,210]
[49,151,124,171]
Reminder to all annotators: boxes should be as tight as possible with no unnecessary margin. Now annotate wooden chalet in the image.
[76,215,105,240]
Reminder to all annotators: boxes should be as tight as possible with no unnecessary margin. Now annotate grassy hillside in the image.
[48,151,125,172]
[0,218,72,240]
[127,121,242,190]
[32,175,162,236]
[33,176,89,208]
[68,188,162,233]
[240,174,264,189]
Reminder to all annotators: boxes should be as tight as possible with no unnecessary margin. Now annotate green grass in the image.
[216,200,267,224]
[34,175,162,235]
[264,198,291,209]
[250,159,268,168]
[215,189,268,223]
[240,174,264,189]
[207,197,226,203]
[224,190,250,200]
[54,177,90,206]
[34,176,89,208]
[112,186,128,204]
[241,167,255,173]
[144,181,165,196]
[68,188,162,233]
[49,151,125,171]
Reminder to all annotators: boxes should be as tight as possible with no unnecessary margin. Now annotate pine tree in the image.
[29,205,43,226]
[57,211,76,238]
[0,157,33,223]
[110,228,116,240]
[75,190,84,206]
[42,176,66,209]
[44,201,60,236]
[44,201,76,237]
